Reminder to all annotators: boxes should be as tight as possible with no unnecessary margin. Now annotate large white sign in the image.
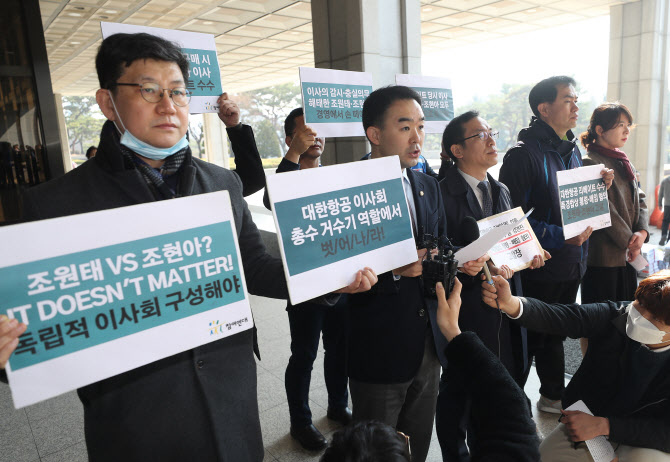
[299,67,373,138]
[395,74,454,134]
[266,156,417,304]
[556,164,611,239]
[101,22,222,114]
[2,191,251,408]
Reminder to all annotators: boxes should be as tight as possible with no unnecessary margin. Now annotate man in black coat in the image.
[262,108,352,450]
[347,86,487,462]
[436,111,546,461]
[0,32,376,462]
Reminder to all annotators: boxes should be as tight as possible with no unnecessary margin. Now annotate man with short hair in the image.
[437,110,548,461]
[0,32,376,461]
[262,108,352,451]
[349,86,487,462]
[499,76,613,414]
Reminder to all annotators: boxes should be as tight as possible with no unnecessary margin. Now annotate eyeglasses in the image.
[112,82,191,107]
[459,130,499,143]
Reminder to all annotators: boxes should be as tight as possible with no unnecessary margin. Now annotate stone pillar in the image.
[53,93,73,173]
[311,0,422,165]
[202,112,229,168]
[608,0,669,203]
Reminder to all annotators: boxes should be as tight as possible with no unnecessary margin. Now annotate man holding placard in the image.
[437,110,550,461]
[261,108,352,450]
[0,33,377,461]
[348,86,487,462]
[500,76,613,415]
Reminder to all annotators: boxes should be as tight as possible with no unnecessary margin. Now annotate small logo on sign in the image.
[208,320,223,335]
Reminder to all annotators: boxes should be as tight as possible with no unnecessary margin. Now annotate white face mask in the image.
[626,303,670,345]
[107,91,188,160]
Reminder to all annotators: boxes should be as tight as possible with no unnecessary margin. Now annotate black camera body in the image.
[419,234,459,298]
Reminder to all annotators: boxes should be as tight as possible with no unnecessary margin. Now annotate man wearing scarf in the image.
[4,32,376,462]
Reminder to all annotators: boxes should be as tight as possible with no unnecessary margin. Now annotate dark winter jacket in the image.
[445,332,540,461]
[439,166,528,381]
[517,297,670,452]
[17,120,288,462]
[499,117,587,282]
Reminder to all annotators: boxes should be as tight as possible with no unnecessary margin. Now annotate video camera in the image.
[418,234,458,298]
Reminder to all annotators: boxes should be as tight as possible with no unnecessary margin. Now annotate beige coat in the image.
[583,150,648,267]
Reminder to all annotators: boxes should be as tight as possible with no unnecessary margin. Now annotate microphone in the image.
[460,216,493,285]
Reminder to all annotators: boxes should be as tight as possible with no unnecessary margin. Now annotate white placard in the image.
[299,67,373,138]
[2,191,250,408]
[565,400,616,462]
[556,164,611,240]
[478,207,545,272]
[101,22,222,114]
[267,156,417,304]
[455,209,534,264]
[395,74,454,134]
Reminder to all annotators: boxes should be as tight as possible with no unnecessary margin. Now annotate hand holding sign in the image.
[0,315,27,369]
[334,267,378,294]
[601,168,614,190]
[217,93,240,128]
[461,255,490,277]
[528,250,551,270]
[565,226,593,246]
[393,249,428,278]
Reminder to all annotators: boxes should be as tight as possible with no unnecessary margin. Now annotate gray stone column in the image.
[310,0,421,165]
[608,0,669,203]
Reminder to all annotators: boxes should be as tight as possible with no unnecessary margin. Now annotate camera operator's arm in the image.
[482,275,621,337]
[435,279,463,341]
[438,279,541,460]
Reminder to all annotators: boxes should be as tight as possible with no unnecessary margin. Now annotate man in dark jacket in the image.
[436,110,545,461]
[499,76,613,415]
[262,108,351,451]
[482,270,670,460]
[347,86,488,462]
[0,32,376,462]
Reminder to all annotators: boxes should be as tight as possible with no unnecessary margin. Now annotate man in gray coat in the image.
[0,32,375,462]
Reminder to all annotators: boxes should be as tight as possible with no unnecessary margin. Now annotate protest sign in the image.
[1,191,250,408]
[267,156,417,304]
[454,208,533,264]
[477,207,545,272]
[395,74,454,134]
[101,22,222,114]
[299,67,373,137]
[556,164,611,240]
